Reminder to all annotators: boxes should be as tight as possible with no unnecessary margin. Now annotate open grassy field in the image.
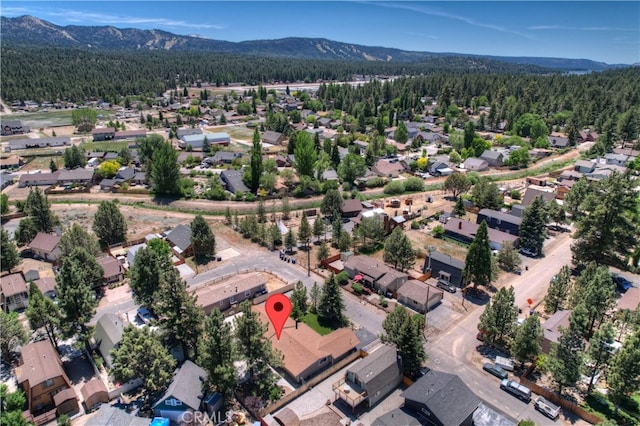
[80,141,130,152]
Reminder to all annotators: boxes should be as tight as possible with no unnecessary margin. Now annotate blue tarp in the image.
[150,418,170,426]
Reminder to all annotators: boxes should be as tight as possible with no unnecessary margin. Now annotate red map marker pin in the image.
[265,294,291,340]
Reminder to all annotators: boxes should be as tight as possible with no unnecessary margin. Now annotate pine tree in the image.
[318,274,346,327]
[544,265,572,314]
[156,268,204,359]
[234,301,282,396]
[151,141,181,195]
[24,188,59,233]
[290,281,308,322]
[317,241,329,264]
[321,189,343,219]
[0,311,27,360]
[25,282,62,349]
[548,325,584,394]
[453,197,466,217]
[111,326,176,400]
[512,313,542,367]
[383,227,415,271]
[0,228,20,272]
[128,241,172,308]
[199,308,237,398]
[464,221,492,288]
[585,321,615,392]
[59,223,101,257]
[309,282,321,314]
[382,305,427,373]
[496,241,522,272]
[191,215,216,262]
[284,228,297,253]
[298,213,311,250]
[519,196,548,255]
[607,328,640,404]
[569,263,616,337]
[249,128,263,192]
[313,215,325,241]
[93,200,128,245]
[478,286,518,347]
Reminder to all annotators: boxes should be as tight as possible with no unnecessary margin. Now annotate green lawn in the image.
[80,141,129,152]
[301,312,335,336]
[584,394,640,425]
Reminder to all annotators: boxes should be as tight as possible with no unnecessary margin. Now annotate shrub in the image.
[365,177,386,188]
[351,283,363,294]
[335,271,350,285]
[383,180,405,195]
[404,177,425,192]
[510,190,521,200]
[411,221,420,230]
[432,224,445,238]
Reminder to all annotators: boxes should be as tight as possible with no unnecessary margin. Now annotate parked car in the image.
[137,307,153,324]
[612,274,633,292]
[500,379,531,403]
[534,395,560,420]
[436,280,457,293]
[483,363,508,380]
[519,247,538,257]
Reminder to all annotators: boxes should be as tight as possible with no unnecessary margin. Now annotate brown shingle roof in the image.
[16,340,69,388]
[617,287,639,312]
[35,277,56,295]
[0,273,28,297]
[96,256,122,279]
[28,232,61,253]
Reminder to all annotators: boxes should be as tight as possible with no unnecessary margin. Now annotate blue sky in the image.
[2,1,638,64]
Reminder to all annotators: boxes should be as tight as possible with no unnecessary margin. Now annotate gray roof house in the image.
[153,360,206,423]
[463,157,489,171]
[176,128,203,138]
[480,150,504,167]
[57,168,95,185]
[86,404,150,426]
[262,131,286,145]
[397,279,443,314]
[166,224,193,256]
[604,153,629,166]
[423,251,465,287]
[220,169,250,194]
[477,209,522,236]
[548,135,570,148]
[402,370,481,426]
[333,344,402,411]
[344,255,408,296]
[93,313,124,370]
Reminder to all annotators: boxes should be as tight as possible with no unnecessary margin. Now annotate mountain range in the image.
[0,15,630,71]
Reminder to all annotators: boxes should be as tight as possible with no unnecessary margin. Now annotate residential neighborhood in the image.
[1,31,639,426]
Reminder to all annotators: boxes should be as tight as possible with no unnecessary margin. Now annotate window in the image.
[166,398,182,407]
[319,356,328,365]
[230,296,236,304]
[42,379,55,389]
[244,291,252,297]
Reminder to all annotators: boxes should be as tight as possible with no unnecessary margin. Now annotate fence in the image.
[320,253,342,273]
[258,349,363,417]
[518,377,603,424]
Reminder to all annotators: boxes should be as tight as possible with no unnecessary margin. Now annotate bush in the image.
[365,177,386,188]
[383,180,405,195]
[335,271,350,285]
[404,177,425,192]
[411,220,420,230]
[510,190,521,200]
[432,224,445,238]
[351,282,363,294]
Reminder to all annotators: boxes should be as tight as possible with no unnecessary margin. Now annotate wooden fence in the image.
[320,253,342,273]
[257,349,363,417]
[518,377,603,424]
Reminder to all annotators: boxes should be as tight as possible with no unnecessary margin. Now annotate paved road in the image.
[427,231,587,425]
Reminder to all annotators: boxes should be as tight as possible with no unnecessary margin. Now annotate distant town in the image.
[1,70,639,426]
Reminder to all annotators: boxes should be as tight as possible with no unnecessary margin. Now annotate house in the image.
[574,159,596,174]
[93,313,125,369]
[28,233,62,263]
[192,272,267,313]
[18,172,60,188]
[126,243,146,268]
[16,340,79,424]
[616,287,639,313]
[397,280,443,314]
[343,255,408,296]
[176,128,203,139]
[87,404,151,426]
[255,306,359,383]
[423,251,465,287]
[548,136,570,148]
[220,169,250,194]
[341,199,363,218]
[372,159,405,178]
[114,129,147,140]
[429,161,454,176]
[578,130,599,142]
[541,310,571,354]
[463,157,489,172]
[443,218,519,251]
[91,127,116,141]
[333,344,402,411]
[80,378,109,413]
[8,137,70,151]
[480,150,504,167]
[1,119,30,136]
[558,170,584,182]
[57,168,95,186]
[34,277,57,299]
[586,164,628,180]
[178,134,209,150]
[97,256,124,284]
[166,224,193,257]
[0,273,29,312]
[262,131,286,146]
[520,187,556,207]
[0,155,23,169]
[0,173,17,190]
[604,153,629,166]
[322,169,339,181]
[153,360,206,423]
[206,151,242,165]
[509,204,526,218]
[402,370,481,426]
[477,209,522,236]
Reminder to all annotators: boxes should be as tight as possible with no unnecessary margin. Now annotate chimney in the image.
[458,221,462,230]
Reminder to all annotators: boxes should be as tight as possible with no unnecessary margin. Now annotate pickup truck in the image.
[500,379,532,403]
[534,395,561,420]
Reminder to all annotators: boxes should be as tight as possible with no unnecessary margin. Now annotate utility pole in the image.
[307,238,311,277]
